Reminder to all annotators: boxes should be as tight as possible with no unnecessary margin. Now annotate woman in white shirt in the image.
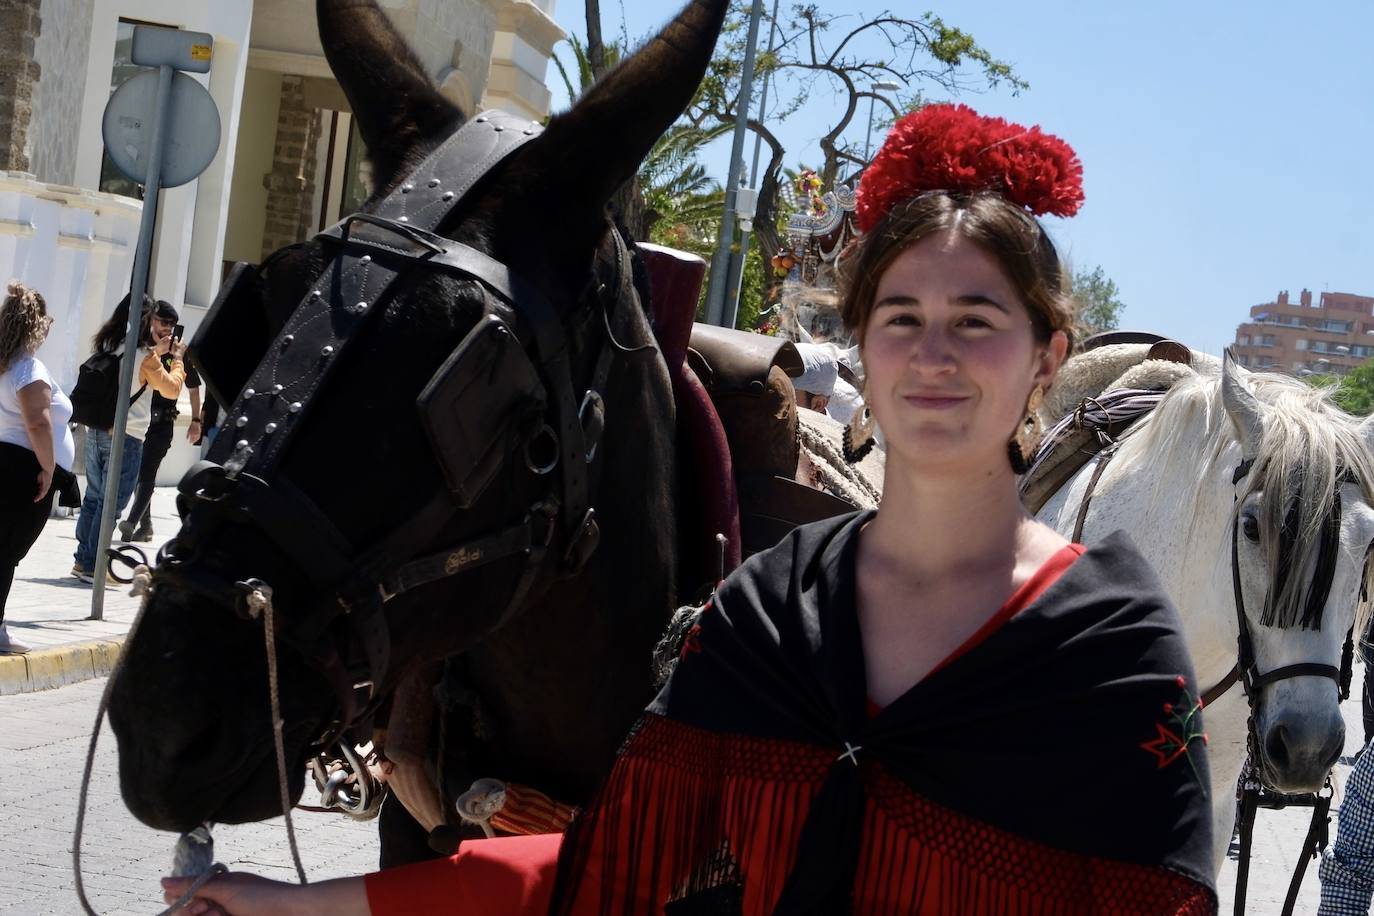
[0,281,77,653]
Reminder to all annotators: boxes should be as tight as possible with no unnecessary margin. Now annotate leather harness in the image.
[167,110,645,747]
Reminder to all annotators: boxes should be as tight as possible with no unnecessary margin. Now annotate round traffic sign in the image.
[102,70,222,189]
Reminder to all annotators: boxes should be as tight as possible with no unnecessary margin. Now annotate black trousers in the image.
[0,443,59,624]
[124,417,174,530]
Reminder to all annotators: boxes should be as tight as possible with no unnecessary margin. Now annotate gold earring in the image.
[1011,384,1045,472]
[843,385,878,464]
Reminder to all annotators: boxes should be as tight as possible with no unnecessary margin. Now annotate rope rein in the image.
[241,580,309,885]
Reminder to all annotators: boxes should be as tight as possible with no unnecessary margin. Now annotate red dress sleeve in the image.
[364,833,562,916]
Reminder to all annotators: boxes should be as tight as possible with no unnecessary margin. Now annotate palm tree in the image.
[642,124,729,258]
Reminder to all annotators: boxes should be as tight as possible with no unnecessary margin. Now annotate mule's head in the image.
[1222,353,1374,792]
[108,0,727,832]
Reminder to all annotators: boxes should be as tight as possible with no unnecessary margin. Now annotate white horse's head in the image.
[1220,353,1374,792]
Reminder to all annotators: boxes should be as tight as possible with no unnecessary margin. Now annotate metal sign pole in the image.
[702,0,765,327]
[90,63,173,620]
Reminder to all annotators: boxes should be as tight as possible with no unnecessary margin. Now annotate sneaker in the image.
[117,521,135,543]
[0,624,30,654]
[70,565,117,588]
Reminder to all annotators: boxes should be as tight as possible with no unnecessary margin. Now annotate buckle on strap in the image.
[579,390,605,463]
[561,508,600,577]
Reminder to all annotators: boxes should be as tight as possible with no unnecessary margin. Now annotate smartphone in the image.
[173,323,185,342]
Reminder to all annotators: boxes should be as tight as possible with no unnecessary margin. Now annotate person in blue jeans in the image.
[71,295,185,585]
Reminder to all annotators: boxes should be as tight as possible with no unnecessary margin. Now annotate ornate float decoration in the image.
[763,170,859,346]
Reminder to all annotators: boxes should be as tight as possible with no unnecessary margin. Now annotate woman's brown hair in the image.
[0,280,52,375]
[840,191,1074,347]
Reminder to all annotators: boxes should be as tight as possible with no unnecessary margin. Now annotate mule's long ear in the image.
[531,0,728,224]
[317,0,462,189]
[1222,349,1265,457]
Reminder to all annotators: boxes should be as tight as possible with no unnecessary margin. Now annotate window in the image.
[1295,339,1308,350]
[1237,335,1250,346]
[98,19,177,199]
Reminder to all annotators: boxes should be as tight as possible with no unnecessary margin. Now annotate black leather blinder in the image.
[418,313,548,508]
[189,261,271,412]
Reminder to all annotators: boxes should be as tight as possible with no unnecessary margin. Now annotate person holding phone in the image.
[119,302,200,544]
[72,294,185,584]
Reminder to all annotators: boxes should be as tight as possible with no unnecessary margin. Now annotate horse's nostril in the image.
[1320,726,1345,771]
[1264,724,1292,771]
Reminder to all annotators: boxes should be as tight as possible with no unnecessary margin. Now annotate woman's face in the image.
[860,230,1066,475]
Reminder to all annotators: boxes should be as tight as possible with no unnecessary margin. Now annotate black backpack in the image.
[70,349,147,430]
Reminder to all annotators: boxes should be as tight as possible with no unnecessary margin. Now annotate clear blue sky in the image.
[548,1,1374,354]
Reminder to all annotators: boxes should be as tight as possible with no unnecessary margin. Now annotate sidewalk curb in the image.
[0,637,124,696]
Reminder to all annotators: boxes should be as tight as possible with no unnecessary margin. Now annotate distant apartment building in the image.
[1231,288,1374,377]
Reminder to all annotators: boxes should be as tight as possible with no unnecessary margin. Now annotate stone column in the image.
[260,75,323,259]
[0,0,43,172]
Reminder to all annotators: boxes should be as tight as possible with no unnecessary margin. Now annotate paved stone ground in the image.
[0,678,380,916]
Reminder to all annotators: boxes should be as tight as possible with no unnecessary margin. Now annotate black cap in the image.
[153,299,179,322]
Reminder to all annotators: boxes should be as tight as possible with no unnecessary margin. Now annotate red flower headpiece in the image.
[855,103,1084,233]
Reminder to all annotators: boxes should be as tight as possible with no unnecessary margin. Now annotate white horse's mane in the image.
[1112,369,1374,631]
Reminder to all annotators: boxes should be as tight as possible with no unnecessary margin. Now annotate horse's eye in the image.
[1242,514,1260,542]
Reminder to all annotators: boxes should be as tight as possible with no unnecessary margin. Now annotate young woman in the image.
[0,282,77,653]
[164,106,1216,915]
[71,293,186,584]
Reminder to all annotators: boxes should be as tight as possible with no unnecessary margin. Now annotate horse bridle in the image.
[160,110,648,747]
[1214,457,1356,713]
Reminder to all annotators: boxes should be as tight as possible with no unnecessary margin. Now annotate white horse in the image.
[1036,351,1374,872]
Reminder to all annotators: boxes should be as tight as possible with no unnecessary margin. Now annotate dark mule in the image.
[107,0,729,841]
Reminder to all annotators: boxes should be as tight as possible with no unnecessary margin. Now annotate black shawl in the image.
[553,512,1217,915]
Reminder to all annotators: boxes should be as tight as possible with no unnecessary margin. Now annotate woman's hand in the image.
[187,417,203,444]
[170,338,188,361]
[161,872,298,916]
[161,872,371,916]
[155,334,174,357]
[34,464,52,502]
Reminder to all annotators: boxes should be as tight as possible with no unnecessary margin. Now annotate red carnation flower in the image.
[856,103,1084,232]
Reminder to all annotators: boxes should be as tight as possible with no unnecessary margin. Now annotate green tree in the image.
[1306,362,1374,416]
[1071,265,1126,343]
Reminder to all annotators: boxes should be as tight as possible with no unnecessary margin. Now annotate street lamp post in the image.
[862,81,902,164]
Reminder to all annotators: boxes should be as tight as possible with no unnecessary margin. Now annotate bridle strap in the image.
[1071,441,1120,543]
[1249,662,1342,691]
[1200,664,1240,708]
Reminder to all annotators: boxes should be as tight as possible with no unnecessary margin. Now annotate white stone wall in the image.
[0,172,141,392]
[29,0,95,186]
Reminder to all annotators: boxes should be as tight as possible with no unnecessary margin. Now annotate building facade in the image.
[0,0,563,482]
[1231,288,1374,377]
